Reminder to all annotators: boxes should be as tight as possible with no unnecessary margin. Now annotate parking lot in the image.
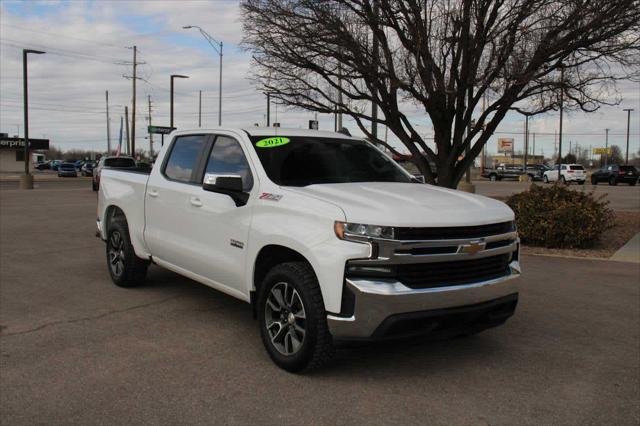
[0,181,639,424]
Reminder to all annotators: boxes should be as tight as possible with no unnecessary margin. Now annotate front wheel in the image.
[489,174,497,182]
[258,262,334,372]
[609,176,618,186]
[106,218,148,287]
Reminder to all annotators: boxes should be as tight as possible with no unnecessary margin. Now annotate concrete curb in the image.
[610,232,640,264]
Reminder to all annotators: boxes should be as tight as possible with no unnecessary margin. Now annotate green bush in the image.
[506,184,614,249]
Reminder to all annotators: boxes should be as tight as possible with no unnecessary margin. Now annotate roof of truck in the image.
[171,127,360,140]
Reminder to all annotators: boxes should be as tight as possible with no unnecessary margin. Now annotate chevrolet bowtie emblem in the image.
[459,241,485,255]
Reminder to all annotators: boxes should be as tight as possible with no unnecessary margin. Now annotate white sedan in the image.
[543,164,586,185]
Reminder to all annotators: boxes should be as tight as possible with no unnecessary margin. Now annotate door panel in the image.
[181,135,256,294]
[144,134,210,269]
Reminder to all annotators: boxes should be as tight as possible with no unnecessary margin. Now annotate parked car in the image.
[92,156,137,191]
[50,160,62,171]
[97,128,521,372]
[74,160,85,170]
[526,164,552,181]
[81,162,95,177]
[543,164,586,184]
[34,161,50,170]
[590,164,638,186]
[57,162,78,177]
[483,164,551,182]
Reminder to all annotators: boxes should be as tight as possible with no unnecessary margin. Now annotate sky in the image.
[1,0,639,160]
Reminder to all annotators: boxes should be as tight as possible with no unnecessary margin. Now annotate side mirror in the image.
[412,174,425,183]
[203,173,248,207]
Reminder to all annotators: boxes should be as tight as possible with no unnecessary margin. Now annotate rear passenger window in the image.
[204,136,253,191]
[164,135,207,183]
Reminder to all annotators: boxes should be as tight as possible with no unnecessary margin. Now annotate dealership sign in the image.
[592,147,611,155]
[497,138,514,153]
[0,137,49,150]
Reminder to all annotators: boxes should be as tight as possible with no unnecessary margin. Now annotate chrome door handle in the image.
[190,197,203,207]
[147,189,159,197]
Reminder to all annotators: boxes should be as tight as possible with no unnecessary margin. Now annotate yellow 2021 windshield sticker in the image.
[255,137,290,148]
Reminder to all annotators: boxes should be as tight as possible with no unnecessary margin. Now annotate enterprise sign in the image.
[0,137,49,150]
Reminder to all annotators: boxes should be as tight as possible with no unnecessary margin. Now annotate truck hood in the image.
[284,182,514,227]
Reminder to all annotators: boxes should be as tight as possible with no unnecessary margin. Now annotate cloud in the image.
[0,0,638,160]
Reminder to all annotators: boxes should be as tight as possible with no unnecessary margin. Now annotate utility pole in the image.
[337,64,343,131]
[605,128,609,167]
[266,92,271,126]
[532,132,536,160]
[198,90,202,128]
[105,90,111,153]
[131,45,137,157]
[148,95,154,158]
[371,0,379,144]
[523,114,529,174]
[623,108,634,163]
[124,106,130,155]
[557,67,564,181]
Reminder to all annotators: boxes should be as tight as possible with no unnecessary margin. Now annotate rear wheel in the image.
[106,218,148,287]
[489,174,497,182]
[609,176,618,186]
[543,175,549,184]
[257,262,334,372]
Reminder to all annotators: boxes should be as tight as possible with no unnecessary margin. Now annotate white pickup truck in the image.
[97,128,521,372]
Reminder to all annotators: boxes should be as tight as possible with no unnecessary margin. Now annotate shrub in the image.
[505,184,614,249]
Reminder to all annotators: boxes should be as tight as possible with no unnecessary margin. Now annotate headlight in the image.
[334,221,395,240]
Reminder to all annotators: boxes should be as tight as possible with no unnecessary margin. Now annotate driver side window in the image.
[204,136,254,192]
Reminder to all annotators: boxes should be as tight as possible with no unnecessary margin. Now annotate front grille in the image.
[396,254,512,289]
[395,222,514,241]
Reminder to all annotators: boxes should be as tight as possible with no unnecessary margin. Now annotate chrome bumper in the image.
[327,260,521,339]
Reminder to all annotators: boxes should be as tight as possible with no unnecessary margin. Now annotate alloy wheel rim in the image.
[108,231,125,277]
[265,282,306,356]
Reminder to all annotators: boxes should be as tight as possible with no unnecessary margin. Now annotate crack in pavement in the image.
[0,294,183,338]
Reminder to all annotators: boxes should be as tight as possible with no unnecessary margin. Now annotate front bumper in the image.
[327,260,520,339]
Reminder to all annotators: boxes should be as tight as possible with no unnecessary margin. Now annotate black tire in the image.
[591,176,597,185]
[257,262,335,372]
[489,174,497,182]
[543,175,549,184]
[630,180,637,186]
[578,180,585,185]
[106,218,148,287]
[609,176,618,186]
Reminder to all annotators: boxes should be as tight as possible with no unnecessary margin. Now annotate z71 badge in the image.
[259,192,283,202]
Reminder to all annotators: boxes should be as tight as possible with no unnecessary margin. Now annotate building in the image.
[0,133,49,173]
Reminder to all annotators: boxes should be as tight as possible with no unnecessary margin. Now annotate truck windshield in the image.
[249,136,411,186]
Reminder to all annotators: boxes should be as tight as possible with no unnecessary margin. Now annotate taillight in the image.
[619,171,625,175]
[567,170,574,173]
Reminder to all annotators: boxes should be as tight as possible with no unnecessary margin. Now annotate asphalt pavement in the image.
[0,181,639,425]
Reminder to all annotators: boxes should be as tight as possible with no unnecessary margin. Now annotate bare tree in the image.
[241,0,640,187]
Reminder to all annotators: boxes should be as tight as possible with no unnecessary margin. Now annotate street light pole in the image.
[22,49,45,190]
[183,25,223,126]
[623,108,634,164]
[557,67,564,181]
[170,74,189,129]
